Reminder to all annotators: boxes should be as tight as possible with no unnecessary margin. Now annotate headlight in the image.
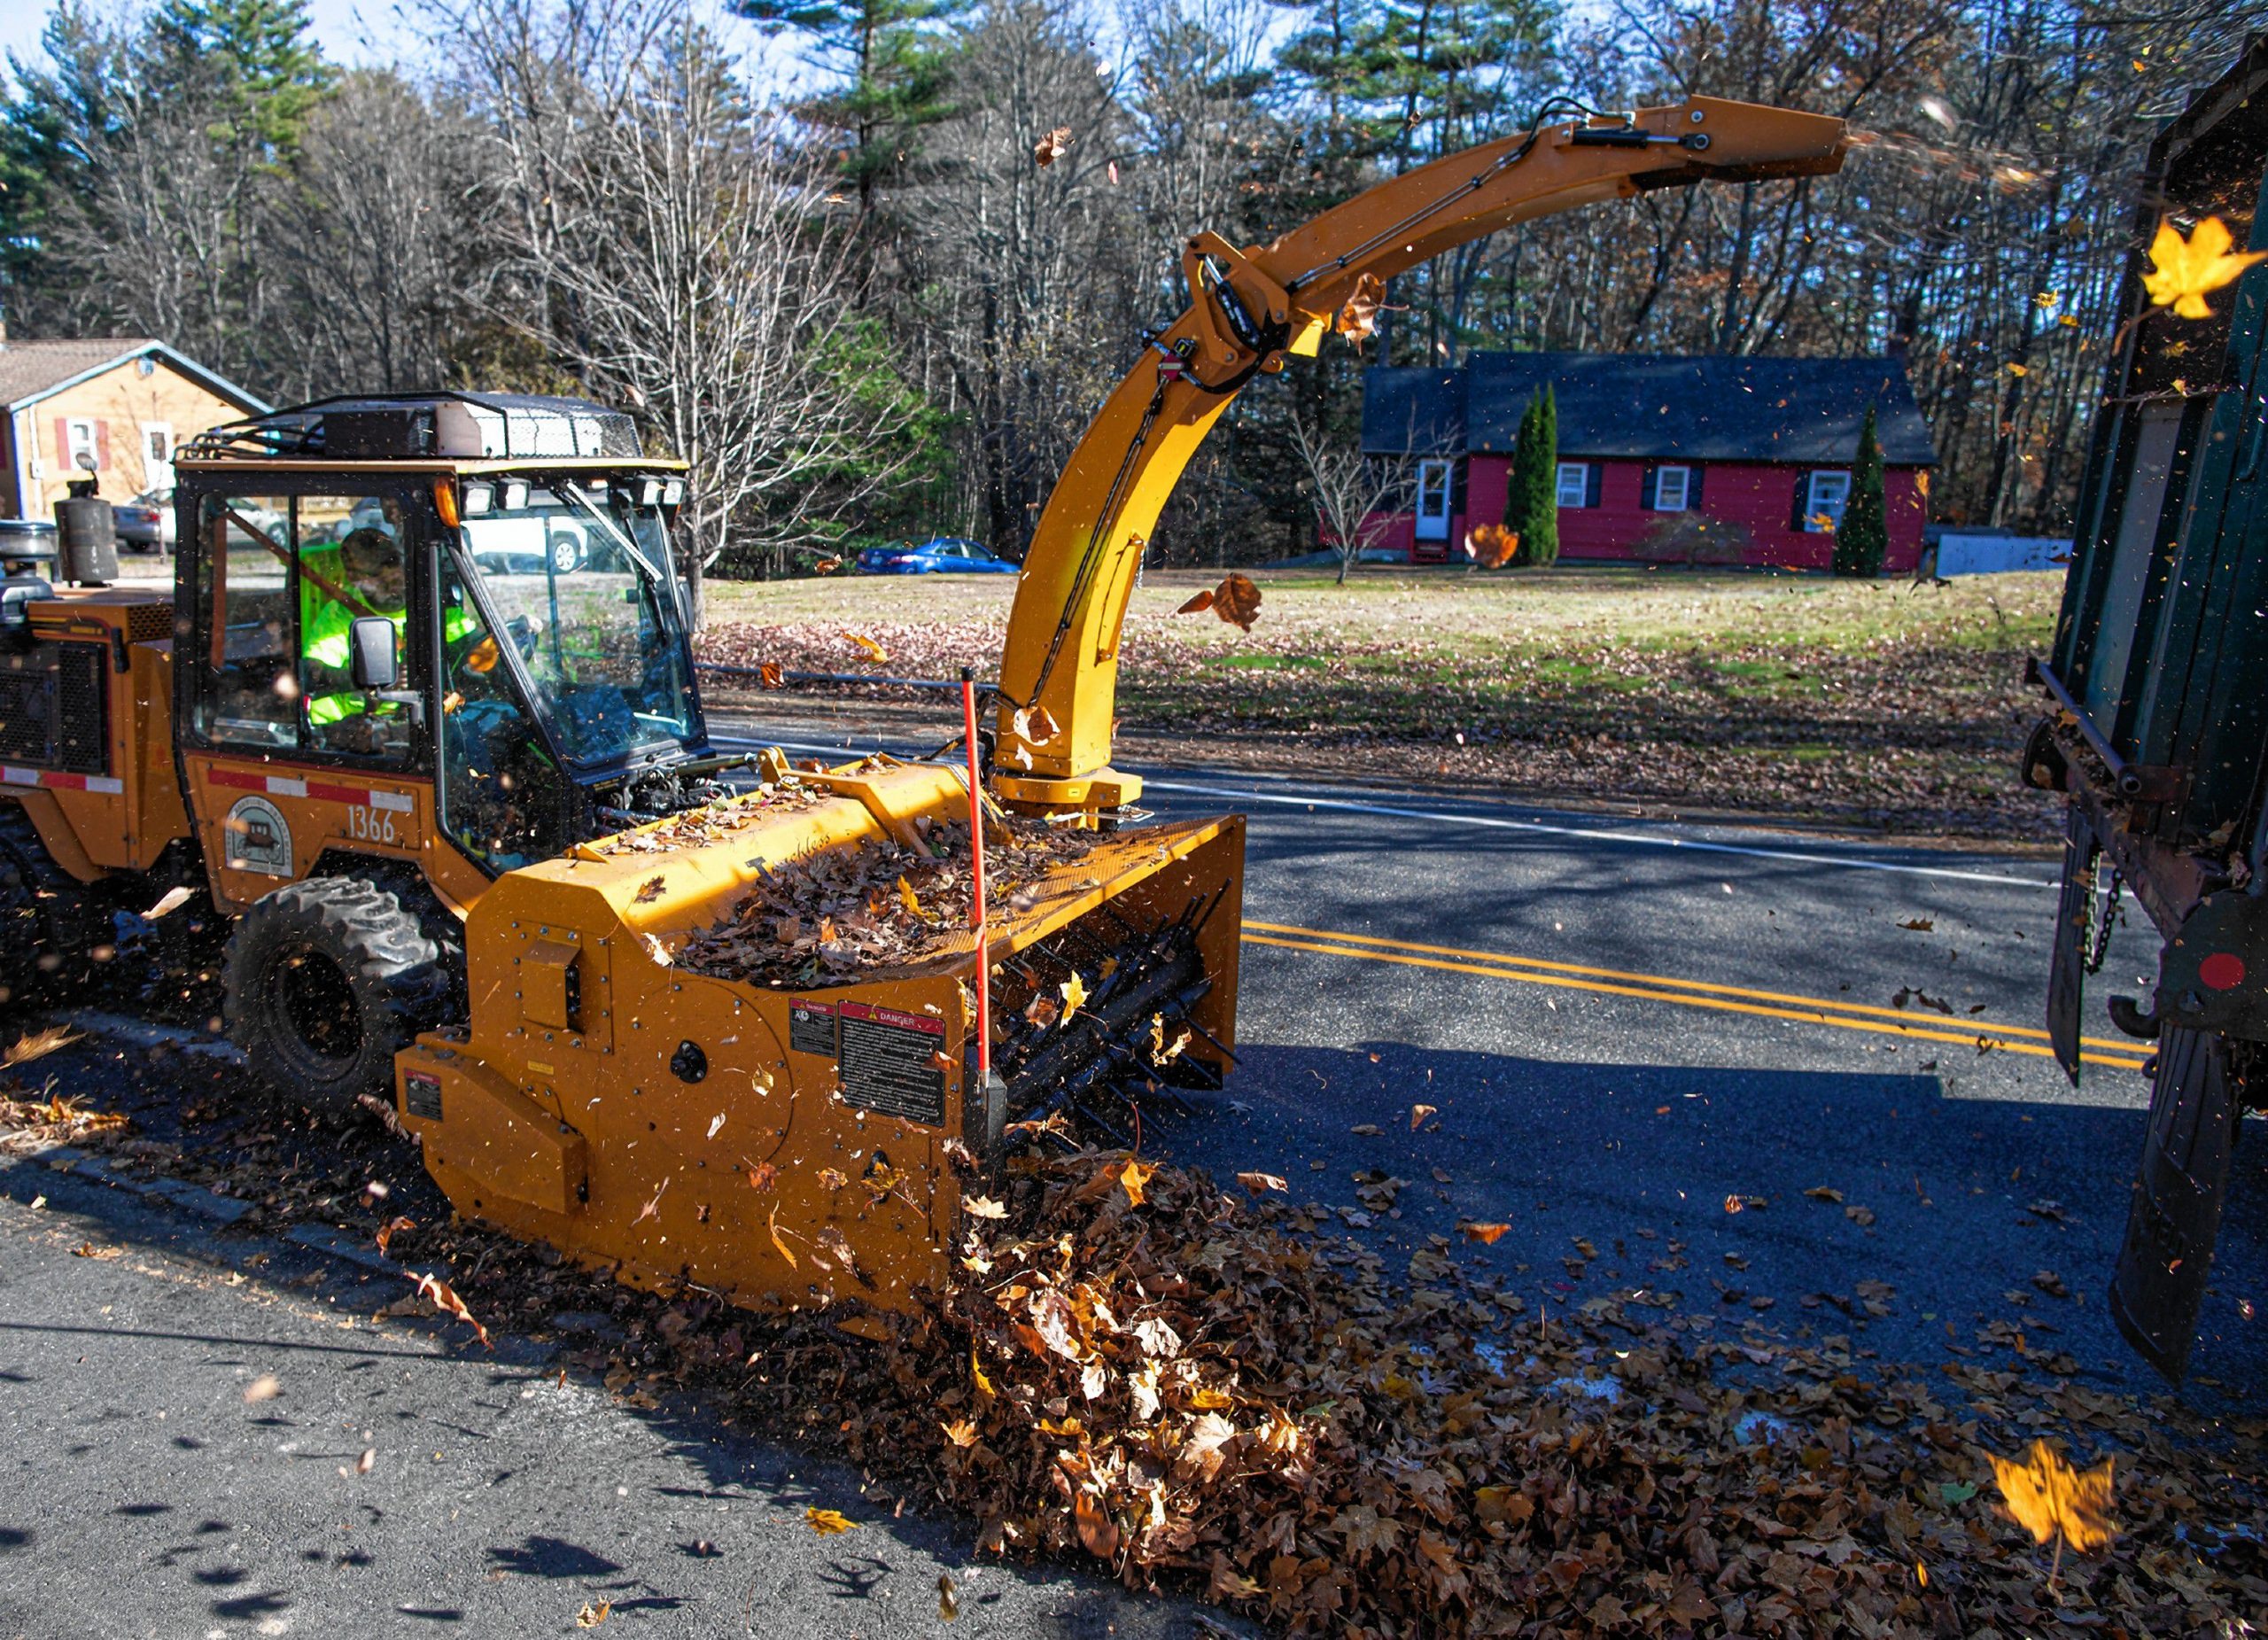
[500,480,529,512]
[462,482,493,516]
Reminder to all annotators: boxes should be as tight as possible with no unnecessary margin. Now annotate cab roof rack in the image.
[179,391,645,464]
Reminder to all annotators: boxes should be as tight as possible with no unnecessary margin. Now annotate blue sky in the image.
[2,0,812,82]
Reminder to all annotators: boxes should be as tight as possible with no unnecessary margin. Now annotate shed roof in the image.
[0,337,268,415]
[1363,351,1936,466]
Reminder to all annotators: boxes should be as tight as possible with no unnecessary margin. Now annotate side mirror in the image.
[348,617,399,690]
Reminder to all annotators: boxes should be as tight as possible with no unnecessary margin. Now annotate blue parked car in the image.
[857,536,1018,575]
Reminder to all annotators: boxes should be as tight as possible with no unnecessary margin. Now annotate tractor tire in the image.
[222,876,452,1118]
[0,804,93,1005]
[0,840,40,1008]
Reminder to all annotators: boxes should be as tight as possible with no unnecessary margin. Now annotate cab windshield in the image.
[452,478,695,768]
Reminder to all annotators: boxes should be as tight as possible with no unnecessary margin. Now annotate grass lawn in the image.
[697,564,2066,842]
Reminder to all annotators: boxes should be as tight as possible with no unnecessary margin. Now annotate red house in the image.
[1360,352,1936,571]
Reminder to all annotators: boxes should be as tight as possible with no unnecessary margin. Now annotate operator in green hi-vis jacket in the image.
[301,526,475,737]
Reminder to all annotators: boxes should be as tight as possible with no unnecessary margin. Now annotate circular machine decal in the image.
[222,796,294,876]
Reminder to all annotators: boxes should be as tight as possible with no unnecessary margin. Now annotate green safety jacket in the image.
[300,548,478,726]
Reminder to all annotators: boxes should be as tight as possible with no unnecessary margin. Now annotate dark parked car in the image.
[857,536,1017,575]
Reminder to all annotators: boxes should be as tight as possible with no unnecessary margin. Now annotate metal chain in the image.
[2085,867,2124,975]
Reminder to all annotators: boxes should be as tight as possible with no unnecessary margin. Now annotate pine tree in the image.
[733,0,965,221]
[1833,404,1888,579]
[1505,385,1558,567]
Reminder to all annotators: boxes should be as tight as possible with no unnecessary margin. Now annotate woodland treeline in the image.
[0,0,2254,579]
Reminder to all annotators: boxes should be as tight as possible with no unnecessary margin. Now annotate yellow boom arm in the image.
[990,94,1848,810]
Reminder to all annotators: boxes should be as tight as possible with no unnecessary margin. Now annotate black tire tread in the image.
[222,875,452,1115]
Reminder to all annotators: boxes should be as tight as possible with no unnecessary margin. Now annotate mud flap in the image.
[2109,1026,2240,1383]
[2047,806,2098,1083]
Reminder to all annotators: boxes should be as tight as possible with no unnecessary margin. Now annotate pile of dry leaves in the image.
[590,778,826,857]
[657,1148,2267,1637]
[676,810,1107,987]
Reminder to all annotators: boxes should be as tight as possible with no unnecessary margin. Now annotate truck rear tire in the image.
[223,876,452,1117]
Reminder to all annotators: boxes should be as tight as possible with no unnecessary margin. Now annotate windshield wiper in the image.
[559,483,664,582]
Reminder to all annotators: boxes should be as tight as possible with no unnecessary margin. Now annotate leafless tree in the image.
[520,15,918,606]
[1288,409,1410,585]
[268,71,468,398]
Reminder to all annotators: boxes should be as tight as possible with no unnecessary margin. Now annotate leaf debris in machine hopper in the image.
[676,812,1111,988]
[587,778,828,856]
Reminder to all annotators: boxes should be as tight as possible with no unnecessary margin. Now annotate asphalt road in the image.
[717,713,2258,1394]
[2,719,2260,1637]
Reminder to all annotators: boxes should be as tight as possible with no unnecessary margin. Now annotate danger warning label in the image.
[836,1000,947,1126]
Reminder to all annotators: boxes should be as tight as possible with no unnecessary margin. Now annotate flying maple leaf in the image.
[963,1193,1009,1219]
[758,661,783,689]
[1410,1102,1437,1131]
[1060,973,1087,1023]
[1989,1440,2115,1594]
[767,1206,798,1268]
[805,1507,856,1535]
[143,885,193,920]
[2142,215,2267,319]
[897,876,922,918]
[940,1418,978,1448]
[409,1272,492,1350]
[1459,1221,1511,1244]
[4,1026,78,1068]
[1184,572,1262,632]
[812,556,843,574]
[635,874,666,903]
[841,631,889,664]
[574,1599,612,1627]
[1464,524,1518,569]
[1335,271,1387,350]
[1237,1171,1288,1194]
[374,1215,416,1255]
[1034,125,1072,167]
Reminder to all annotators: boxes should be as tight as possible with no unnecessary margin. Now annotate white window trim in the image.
[141,421,175,487]
[1555,462,1588,509]
[1653,465,1690,512]
[1806,469,1852,532]
[63,416,98,473]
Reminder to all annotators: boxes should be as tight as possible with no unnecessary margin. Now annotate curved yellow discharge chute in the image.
[990,94,1849,811]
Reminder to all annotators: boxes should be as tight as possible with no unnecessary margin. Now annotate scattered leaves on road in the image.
[805,1507,855,1535]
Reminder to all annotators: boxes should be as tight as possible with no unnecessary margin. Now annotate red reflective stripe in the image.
[209,768,268,792]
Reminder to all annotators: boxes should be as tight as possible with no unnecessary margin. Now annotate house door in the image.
[142,423,175,491]
[1414,458,1454,542]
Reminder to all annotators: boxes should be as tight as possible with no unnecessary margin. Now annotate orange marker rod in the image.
[960,667,991,1086]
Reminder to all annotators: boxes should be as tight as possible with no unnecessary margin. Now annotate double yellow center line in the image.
[1242,920,2150,1072]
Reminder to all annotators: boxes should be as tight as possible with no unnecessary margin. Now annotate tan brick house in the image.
[0,336,269,518]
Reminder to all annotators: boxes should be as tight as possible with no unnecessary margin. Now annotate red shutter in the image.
[95,419,111,471]
[1584,464,1602,508]
[1689,465,1705,509]
[1640,466,1658,509]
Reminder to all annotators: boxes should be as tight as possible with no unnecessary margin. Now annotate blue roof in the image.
[1362,351,1937,466]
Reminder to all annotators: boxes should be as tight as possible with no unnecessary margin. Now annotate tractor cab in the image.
[173,393,722,894]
